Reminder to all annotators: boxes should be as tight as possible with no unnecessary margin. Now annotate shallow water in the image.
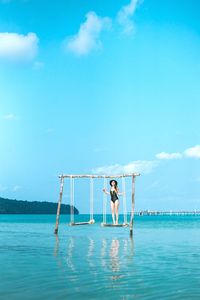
[1,214,200,299]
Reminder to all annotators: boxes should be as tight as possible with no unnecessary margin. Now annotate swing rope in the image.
[122,177,127,224]
[70,176,74,224]
[90,177,94,221]
[70,176,95,225]
[103,177,107,224]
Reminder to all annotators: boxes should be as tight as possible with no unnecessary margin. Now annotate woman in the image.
[103,180,124,225]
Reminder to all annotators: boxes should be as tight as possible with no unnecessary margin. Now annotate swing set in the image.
[54,173,140,236]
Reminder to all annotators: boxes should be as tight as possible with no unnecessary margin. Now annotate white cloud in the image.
[156,152,182,160]
[13,185,22,192]
[93,160,157,175]
[156,145,200,160]
[117,0,139,34]
[2,113,19,120]
[66,11,111,56]
[184,145,200,159]
[0,32,39,62]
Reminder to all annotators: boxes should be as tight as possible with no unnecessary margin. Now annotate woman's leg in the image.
[115,200,119,225]
[110,201,115,224]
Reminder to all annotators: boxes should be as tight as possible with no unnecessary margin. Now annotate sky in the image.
[0,0,200,213]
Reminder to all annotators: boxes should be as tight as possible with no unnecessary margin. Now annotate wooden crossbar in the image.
[59,173,140,179]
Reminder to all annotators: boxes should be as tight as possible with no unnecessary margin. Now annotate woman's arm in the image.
[102,188,110,195]
[117,190,125,196]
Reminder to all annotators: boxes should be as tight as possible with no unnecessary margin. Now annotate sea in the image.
[0,214,200,300]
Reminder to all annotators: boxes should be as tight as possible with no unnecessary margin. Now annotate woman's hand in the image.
[102,188,106,193]
[118,192,125,196]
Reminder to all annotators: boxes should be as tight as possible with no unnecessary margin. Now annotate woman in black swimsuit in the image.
[103,180,124,225]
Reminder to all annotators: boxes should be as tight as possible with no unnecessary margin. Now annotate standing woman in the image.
[103,180,124,225]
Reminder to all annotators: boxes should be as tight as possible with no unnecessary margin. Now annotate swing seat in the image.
[69,219,95,226]
[101,223,129,227]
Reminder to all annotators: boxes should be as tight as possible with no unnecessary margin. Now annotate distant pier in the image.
[135,210,200,216]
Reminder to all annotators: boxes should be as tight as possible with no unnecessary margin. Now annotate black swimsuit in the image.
[110,190,119,203]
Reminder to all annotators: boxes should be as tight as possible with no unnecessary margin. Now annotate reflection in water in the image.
[101,239,107,270]
[53,234,59,257]
[111,237,134,281]
[87,238,95,268]
[87,238,95,258]
[53,234,134,284]
[129,236,134,258]
[66,237,76,272]
[109,238,134,281]
[110,239,120,275]
[53,234,67,273]
[101,237,134,281]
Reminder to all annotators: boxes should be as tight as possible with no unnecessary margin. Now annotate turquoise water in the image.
[1,214,200,300]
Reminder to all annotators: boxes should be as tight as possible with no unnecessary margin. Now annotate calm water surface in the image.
[0,214,200,300]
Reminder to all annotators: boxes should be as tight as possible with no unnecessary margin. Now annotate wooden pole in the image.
[130,175,135,238]
[54,176,64,234]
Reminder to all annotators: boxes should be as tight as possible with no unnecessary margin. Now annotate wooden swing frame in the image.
[54,173,140,236]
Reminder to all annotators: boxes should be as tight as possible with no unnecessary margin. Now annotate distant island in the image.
[0,197,79,214]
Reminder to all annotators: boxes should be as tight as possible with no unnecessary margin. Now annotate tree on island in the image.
[0,197,79,214]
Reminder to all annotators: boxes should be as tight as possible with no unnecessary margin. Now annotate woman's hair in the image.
[111,181,118,193]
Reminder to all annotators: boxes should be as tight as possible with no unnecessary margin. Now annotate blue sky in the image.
[0,0,200,213]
